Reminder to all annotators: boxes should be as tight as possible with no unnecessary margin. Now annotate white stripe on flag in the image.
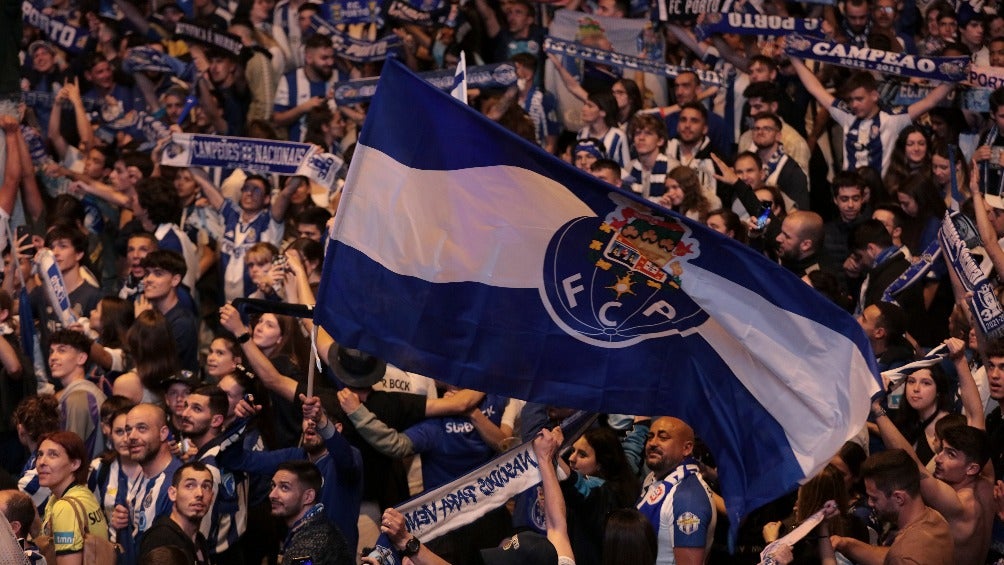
[335,144,595,287]
[683,269,877,476]
[451,51,468,104]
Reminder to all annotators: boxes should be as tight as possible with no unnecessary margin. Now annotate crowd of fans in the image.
[4,0,1004,562]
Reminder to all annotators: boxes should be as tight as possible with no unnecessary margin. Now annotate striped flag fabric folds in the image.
[315,59,881,531]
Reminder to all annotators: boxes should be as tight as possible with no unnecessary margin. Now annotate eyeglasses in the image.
[875,6,895,13]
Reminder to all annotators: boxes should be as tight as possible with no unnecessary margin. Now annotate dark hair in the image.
[615,79,644,122]
[678,101,708,124]
[590,159,622,178]
[277,460,323,499]
[141,249,187,277]
[580,427,641,507]
[941,425,991,467]
[885,126,932,195]
[252,313,301,365]
[748,55,778,73]
[872,204,907,231]
[137,177,183,226]
[51,194,86,227]
[287,237,324,267]
[247,120,279,140]
[628,114,668,143]
[735,150,763,169]
[934,413,967,439]
[12,395,60,444]
[667,166,711,221]
[931,140,970,191]
[986,338,1004,361]
[304,105,335,147]
[796,464,851,535]
[1,491,37,535]
[190,385,229,418]
[100,395,137,428]
[588,90,620,129]
[172,460,213,488]
[45,223,88,254]
[49,329,93,359]
[831,170,863,195]
[894,364,955,446]
[40,430,89,485]
[991,86,1004,114]
[139,545,190,565]
[849,219,893,251]
[297,207,332,232]
[128,231,160,250]
[304,33,333,51]
[601,509,657,565]
[872,301,908,341]
[127,310,180,391]
[0,289,11,315]
[855,166,890,205]
[96,297,134,350]
[743,81,781,105]
[120,152,155,179]
[510,52,538,72]
[897,173,947,251]
[861,448,920,496]
[751,112,782,131]
[837,441,867,479]
[842,72,878,96]
[706,208,747,243]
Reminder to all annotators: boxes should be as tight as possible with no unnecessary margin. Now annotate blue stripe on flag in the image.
[316,59,881,537]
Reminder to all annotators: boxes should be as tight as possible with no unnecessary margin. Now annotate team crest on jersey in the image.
[530,486,546,530]
[646,483,666,504]
[676,512,701,535]
[541,195,706,347]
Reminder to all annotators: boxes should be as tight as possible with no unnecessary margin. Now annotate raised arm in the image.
[189,165,226,211]
[547,53,589,103]
[270,175,303,222]
[473,0,501,39]
[907,83,953,121]
[946,337,985,429]
[788,57,836,109]
[219,303,299,402]
[871,401,970,522]
[533,427,575,561]
[339,390,416,458]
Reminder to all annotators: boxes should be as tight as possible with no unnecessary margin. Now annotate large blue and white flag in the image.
[315,59,881,532]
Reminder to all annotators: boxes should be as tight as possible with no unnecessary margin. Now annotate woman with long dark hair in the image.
[112,310,179,405]
[892,365,954,465]
[557,426,642,565]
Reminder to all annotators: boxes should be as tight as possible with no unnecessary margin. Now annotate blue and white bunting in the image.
[939,213,1004,340]
[161,133,342,187]
[315,59,881,537]
[21,0,89,54]
[544,37,722,86]
[309,15,401,62]
[695,12,821,41]
[332,62,516,105]
[785,34,969,82]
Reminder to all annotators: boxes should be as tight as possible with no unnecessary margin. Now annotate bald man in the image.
[775,210,824,277]
[636,417,716,565]
[113,403,183,563]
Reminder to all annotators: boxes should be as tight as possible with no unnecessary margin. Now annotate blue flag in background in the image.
[314,59,881,536]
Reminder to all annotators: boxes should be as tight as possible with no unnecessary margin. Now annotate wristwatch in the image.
[401,536,421,557]
[236,331,252,344]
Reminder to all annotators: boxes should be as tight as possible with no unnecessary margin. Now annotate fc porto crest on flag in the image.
[542,195,706,346]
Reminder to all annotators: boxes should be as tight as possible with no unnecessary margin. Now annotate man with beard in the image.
[138,461,215,564]
[272,34,339,142]
[270,460,354,565]
[636,416,716,565]
[217,394,362,553]
[828,449,954,564]
[178,385,248,564]
[775,210,824,277]
[112,403,182,564]
[748,113,808,211]
[664,103,723,210]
